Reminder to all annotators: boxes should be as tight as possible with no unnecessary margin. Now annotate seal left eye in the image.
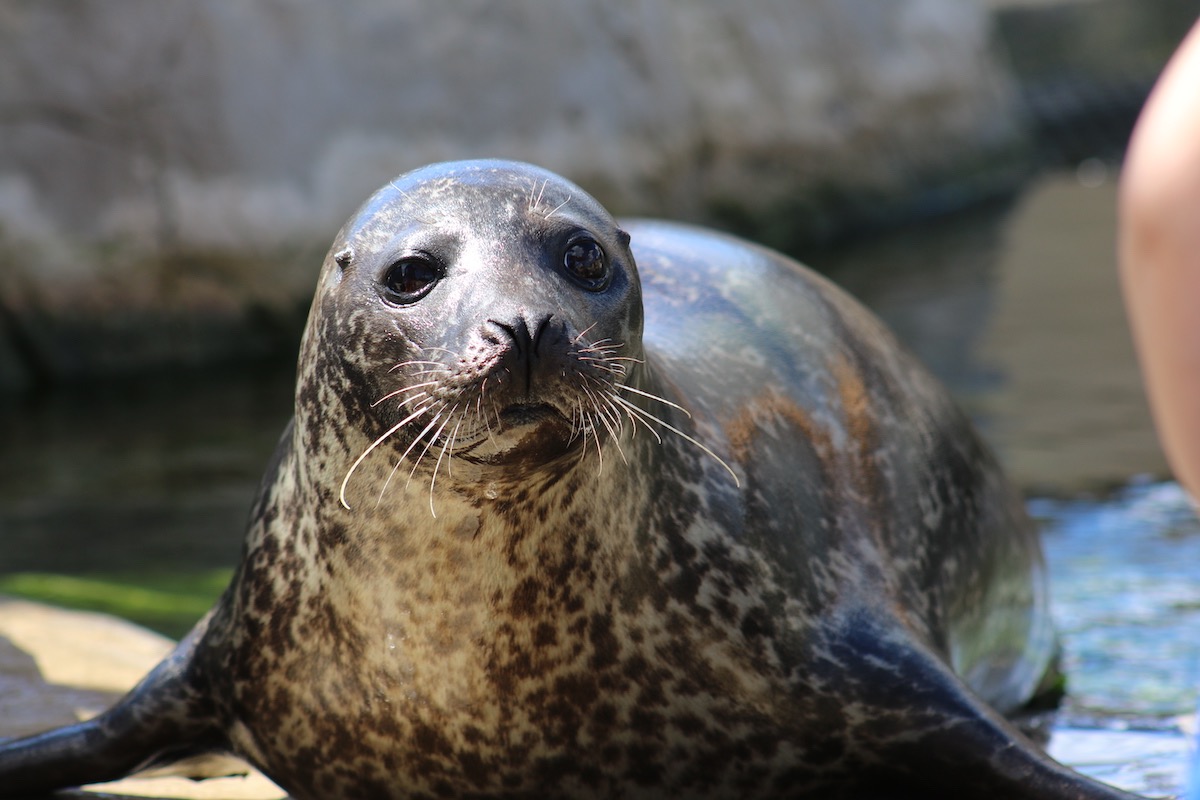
[382,258,440,304]
[563,238,610,291]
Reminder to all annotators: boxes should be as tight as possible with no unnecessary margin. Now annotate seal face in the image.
[301,164,649,504]
[0,161,1140,800]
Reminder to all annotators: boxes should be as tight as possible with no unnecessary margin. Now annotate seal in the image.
[0,160,1141,799]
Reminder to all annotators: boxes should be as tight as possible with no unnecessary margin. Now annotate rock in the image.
[0,0,1023,386]
[991,0,1200,166]
[0,597,285,799]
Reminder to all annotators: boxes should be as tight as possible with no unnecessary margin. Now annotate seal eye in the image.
[382,257,440,304]
[563,237,610,291]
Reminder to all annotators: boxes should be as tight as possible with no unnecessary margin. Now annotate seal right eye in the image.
[563,237,611,291]
[381,258,440,304]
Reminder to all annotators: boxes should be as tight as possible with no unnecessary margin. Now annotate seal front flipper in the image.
[826,611,1144,800]
[0,619,227,796]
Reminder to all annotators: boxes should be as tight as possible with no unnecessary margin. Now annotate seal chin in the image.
[465,402,582,468]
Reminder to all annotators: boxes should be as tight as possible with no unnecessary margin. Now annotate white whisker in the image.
[428,411,465,517]
[572,322,600,345]
[402,408,452,485]
[544,194,572,219]
[376,403,449,507]
[611,395,740,487]
[340,402,435,509]
[612,392,663,444]
[371,384,438,408]
[389,360,445,373]
[582,386,628,467]
[615,383,693,418]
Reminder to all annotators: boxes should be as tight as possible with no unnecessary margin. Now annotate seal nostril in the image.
[491,317,531,357]
[489,314,558,397]
[531,314,555,357]
[491,315,557,357]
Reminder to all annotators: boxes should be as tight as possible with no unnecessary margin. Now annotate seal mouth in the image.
[498,402,561,427]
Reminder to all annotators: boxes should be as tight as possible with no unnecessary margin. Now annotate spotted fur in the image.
[0,161,1140,799]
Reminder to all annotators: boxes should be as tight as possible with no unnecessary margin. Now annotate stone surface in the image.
[0,597,285,799]
[0,0,1022,389]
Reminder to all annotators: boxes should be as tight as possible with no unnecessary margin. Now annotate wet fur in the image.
[0,161,1140,799]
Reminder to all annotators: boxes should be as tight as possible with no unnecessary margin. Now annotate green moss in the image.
[0,569,233,639]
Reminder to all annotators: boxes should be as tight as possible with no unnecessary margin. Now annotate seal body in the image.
[0,161,1139,799]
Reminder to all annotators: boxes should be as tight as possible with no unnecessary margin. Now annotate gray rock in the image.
[0,0,1022,385]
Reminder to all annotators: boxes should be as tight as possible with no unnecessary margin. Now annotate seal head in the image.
[303,161,645,498]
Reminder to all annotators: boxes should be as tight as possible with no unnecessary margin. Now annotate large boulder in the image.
[0,0,1023,389]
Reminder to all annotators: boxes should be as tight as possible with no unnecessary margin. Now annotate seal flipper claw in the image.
[0,623,226,795]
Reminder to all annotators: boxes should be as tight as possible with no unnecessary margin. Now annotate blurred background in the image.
[1,0,1199,793]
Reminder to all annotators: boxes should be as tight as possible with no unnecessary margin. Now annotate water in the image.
[1038,482,1199,796]
[0,169,1196,796]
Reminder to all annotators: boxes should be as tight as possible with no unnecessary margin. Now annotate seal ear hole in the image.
[380,256,442,304]
[562,236,611,291]
[334,247,355,270]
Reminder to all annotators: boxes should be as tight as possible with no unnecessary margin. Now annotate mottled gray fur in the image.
[0,161,1140,800]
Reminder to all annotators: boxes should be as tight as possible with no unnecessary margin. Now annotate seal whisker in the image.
[594,355,645,365]
[418,405,460,517]
[543,194,572,220]
[371,384,438,408]
[600,392,629,441]
[586,388,629,467]
[577,358,627,377]
[446,407,470,478]
[577,353,626,365]
[580,385,629,468]
[566,403,585,447]
[578,345,636,358]
[615,383,694,419]
[531,178,548,212]
[427,410,465,517]
[609,391,663,445]
[475,384,492,436]
[378,453,410,509]
[580,406,605,475]
[376,402,451,507]
[579,381,618,432]
[578,344,643,365]
[340,401,437,509]
[402,405,453,487]
[390,184,438,225]
[569,402,596,468]
[406,369,450,383]
[572,321,600,345]
[611,394,740,487]
[389,360,446,373]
